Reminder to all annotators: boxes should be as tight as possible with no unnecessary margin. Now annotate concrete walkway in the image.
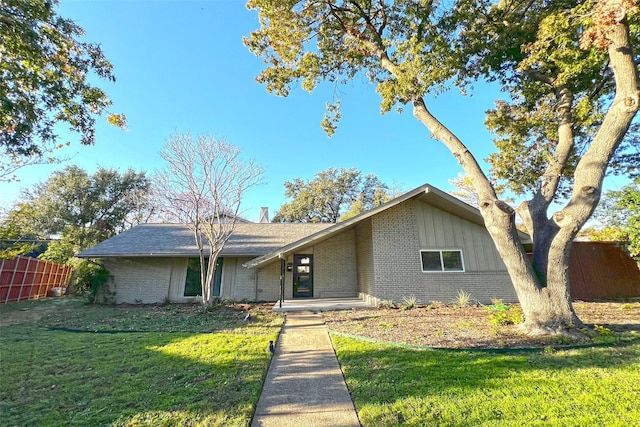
[251,313,361,427]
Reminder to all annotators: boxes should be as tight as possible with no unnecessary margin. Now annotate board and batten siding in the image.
[368,200,516,305]
[221,257,257,301]
[415,200,506,271]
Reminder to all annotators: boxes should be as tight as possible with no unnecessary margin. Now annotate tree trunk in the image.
[407,14,639,335]
[477,197,581,334]
[508,229,582,334]
[204,255,217,306]
[199,250,209,305]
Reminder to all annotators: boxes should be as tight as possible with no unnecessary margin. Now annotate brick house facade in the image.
[79,184,523,305]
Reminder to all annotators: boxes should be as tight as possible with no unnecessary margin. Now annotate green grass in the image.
[331,334,640,427]
[0,298,283,426]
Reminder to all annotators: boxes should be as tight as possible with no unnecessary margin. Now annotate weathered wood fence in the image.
[0,256,73,303]
[569,242,640,300]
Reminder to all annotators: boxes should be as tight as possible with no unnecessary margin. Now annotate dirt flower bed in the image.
[322,300,640,349]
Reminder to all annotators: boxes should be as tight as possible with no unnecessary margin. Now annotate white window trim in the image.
[420,249,465,273]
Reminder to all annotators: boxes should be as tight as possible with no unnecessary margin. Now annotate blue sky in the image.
[1,0,631,222]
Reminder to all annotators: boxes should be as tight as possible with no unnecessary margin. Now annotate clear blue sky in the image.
[0,0,631,222]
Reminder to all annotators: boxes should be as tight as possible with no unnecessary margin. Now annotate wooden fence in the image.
[0,256,73,303]
[569,242,640,300]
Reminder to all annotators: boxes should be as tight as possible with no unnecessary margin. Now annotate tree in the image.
[272,167,389,223]
[0,202,46,258]
[0,0,126,180]
[583,177,640,262]
[155,133,264,305]
[448,173,513,208]
[0,165,150,295]
[245,0,639,334]
[1,165,150,261]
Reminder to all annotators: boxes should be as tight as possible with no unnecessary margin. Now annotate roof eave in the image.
[244,184,435,269]
[77,251,274,259]
[244,183,531,268]
[76,253,197,259]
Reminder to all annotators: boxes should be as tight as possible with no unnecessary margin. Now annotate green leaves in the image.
[590,177,640,262]
[0,165,150,261]
[247,1,638,196]
[273,167,389,223]
[0,0,125,165]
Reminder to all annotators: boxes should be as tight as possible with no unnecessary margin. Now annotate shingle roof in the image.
[76,223,332,258]
[78,183,531,263]
[244,183,531,268]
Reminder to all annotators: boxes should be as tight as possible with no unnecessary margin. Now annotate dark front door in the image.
[293,254,313,298]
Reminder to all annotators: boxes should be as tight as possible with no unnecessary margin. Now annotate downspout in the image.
[279,253,285,308]
[254,267,259,301]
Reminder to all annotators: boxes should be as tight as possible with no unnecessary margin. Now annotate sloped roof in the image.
[78,183,529,263]
[76,223,332,258]
[244,183,530,268]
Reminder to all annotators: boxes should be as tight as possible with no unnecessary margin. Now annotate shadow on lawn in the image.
[3,329,272,426]
[1,301,280,427]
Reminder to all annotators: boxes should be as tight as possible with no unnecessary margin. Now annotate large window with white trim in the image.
[420,250,464,272]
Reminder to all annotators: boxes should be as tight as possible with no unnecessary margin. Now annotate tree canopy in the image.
[0,0,126,179]
[0,165,150,261]
[273,167,389,223]
[585,177,640,262]
[246,0,639,333]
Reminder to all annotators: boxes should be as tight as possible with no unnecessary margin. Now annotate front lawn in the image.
[0,298,282,427]
[333,336,640,426]
[330,301,640,426]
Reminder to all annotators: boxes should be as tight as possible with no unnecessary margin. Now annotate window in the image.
[183,257,224,297]
[184,258,204,297]
[420,250,464,272]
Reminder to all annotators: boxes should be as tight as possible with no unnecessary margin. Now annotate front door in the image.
[293,254,313,298]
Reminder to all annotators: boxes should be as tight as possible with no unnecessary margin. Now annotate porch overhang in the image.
[271,297,376,312]
[243,182,530,269]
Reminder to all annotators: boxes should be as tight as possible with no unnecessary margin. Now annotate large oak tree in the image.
[245,0,639,334]
[2,165,151,261]
[0,0,126,180]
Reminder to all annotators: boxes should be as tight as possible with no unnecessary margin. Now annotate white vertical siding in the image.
[167,258,189,302]
[415,200,505,271]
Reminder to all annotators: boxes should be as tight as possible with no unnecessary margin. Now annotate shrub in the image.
[66,259,111,303]
[452,290,472,308]
[400,295,418,310]
[487,303,524,326]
